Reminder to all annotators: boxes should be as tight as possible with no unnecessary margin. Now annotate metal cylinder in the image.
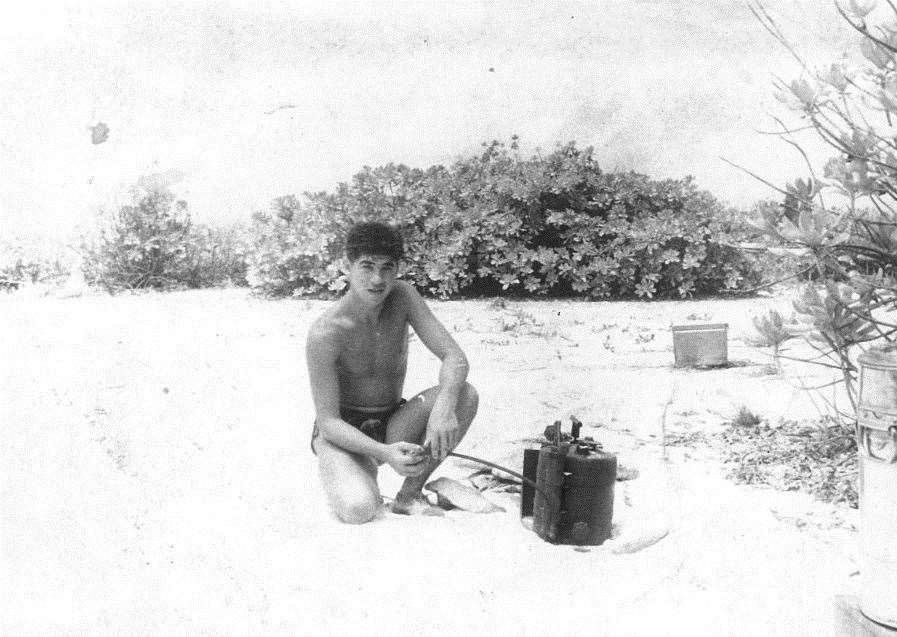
[857,345,897,628]
[520,447,541,518]
[533,444,566,543]
[558,445,617,546]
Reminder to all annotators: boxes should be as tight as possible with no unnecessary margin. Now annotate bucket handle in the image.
[860,423,897,464]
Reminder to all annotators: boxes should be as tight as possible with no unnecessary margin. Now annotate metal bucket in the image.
[558,445,616,546]
[671,323,728,368]
[858,345,897,628]
[520,447,540,518]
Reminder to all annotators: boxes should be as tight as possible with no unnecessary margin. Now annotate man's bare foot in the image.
[391,492,445,516]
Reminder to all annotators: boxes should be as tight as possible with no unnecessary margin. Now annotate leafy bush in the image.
[749,1,897,412]
[732,405,763,428]
[83,183,249,292]
[0,236,71,290]
[83,185,193,292]
[246,194,349,297]
[249,139,760,298]
[179,222,250,288]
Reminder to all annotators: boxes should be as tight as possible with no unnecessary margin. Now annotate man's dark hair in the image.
[345,221,404,263]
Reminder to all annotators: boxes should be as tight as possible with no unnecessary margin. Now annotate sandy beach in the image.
[1,288,860,635]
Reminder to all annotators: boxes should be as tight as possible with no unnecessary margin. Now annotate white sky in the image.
[1,1,856,240]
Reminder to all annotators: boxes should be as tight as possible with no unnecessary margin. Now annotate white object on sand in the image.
[425,477,506,513]
[605,519,670,554]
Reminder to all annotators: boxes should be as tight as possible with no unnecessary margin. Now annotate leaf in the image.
[849,0,877,17]
[634,280,655,298]
[90,122,110,144]
[861,38,891,70]
[790,79,818,108]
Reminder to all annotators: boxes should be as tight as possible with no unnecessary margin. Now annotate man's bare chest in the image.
[337,321,409,377]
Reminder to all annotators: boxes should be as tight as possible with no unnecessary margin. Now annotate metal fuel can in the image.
[558,443,617,546]
[858,345,897,629]
[533,444,566,543]
[520,447,541,518]
[532,439,617,546]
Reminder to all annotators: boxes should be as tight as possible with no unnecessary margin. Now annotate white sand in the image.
[1,289,860,635]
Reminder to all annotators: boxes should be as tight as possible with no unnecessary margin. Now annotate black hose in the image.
[448,451,558,506]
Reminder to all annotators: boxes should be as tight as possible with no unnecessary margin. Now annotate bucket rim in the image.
[671,322,729,332]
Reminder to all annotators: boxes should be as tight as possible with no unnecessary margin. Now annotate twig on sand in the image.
[796,374,826,421]
[660,386,677,461]
[264,104,298,115]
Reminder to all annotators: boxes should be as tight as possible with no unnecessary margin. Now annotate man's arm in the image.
[400,282,470,458]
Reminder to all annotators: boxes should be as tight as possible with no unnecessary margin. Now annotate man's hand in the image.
[383,442,429,477]
[425,407,461,462]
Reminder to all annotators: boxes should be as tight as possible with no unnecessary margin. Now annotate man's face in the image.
[347,254,398,304]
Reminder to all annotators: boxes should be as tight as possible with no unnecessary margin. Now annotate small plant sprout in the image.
[749,309,795,373]
[496,307,540,334]
[732,405,763,428]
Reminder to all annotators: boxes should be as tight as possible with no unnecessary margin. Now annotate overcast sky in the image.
[1,1,855,240]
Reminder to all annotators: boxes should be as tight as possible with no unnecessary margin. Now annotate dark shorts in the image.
[310,399,407,456]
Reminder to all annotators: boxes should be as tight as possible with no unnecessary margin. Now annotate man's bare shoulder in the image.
[307,302,353,347]
[392,279,424,307]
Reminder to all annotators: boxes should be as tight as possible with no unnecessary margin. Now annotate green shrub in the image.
[748,308,796,372]
[248,139,761,298]
[0,237,71,290]
[732,405,763,428]
[749,1,897,412]
[179,222,250,288]
[246,194,350,297]
[83,185,193,291]
[83,183,250,292]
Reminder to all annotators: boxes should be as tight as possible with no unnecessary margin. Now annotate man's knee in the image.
[336,495,380,525]
[462,382,479,412]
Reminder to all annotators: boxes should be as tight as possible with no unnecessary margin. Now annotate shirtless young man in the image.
[306,222,479,524]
